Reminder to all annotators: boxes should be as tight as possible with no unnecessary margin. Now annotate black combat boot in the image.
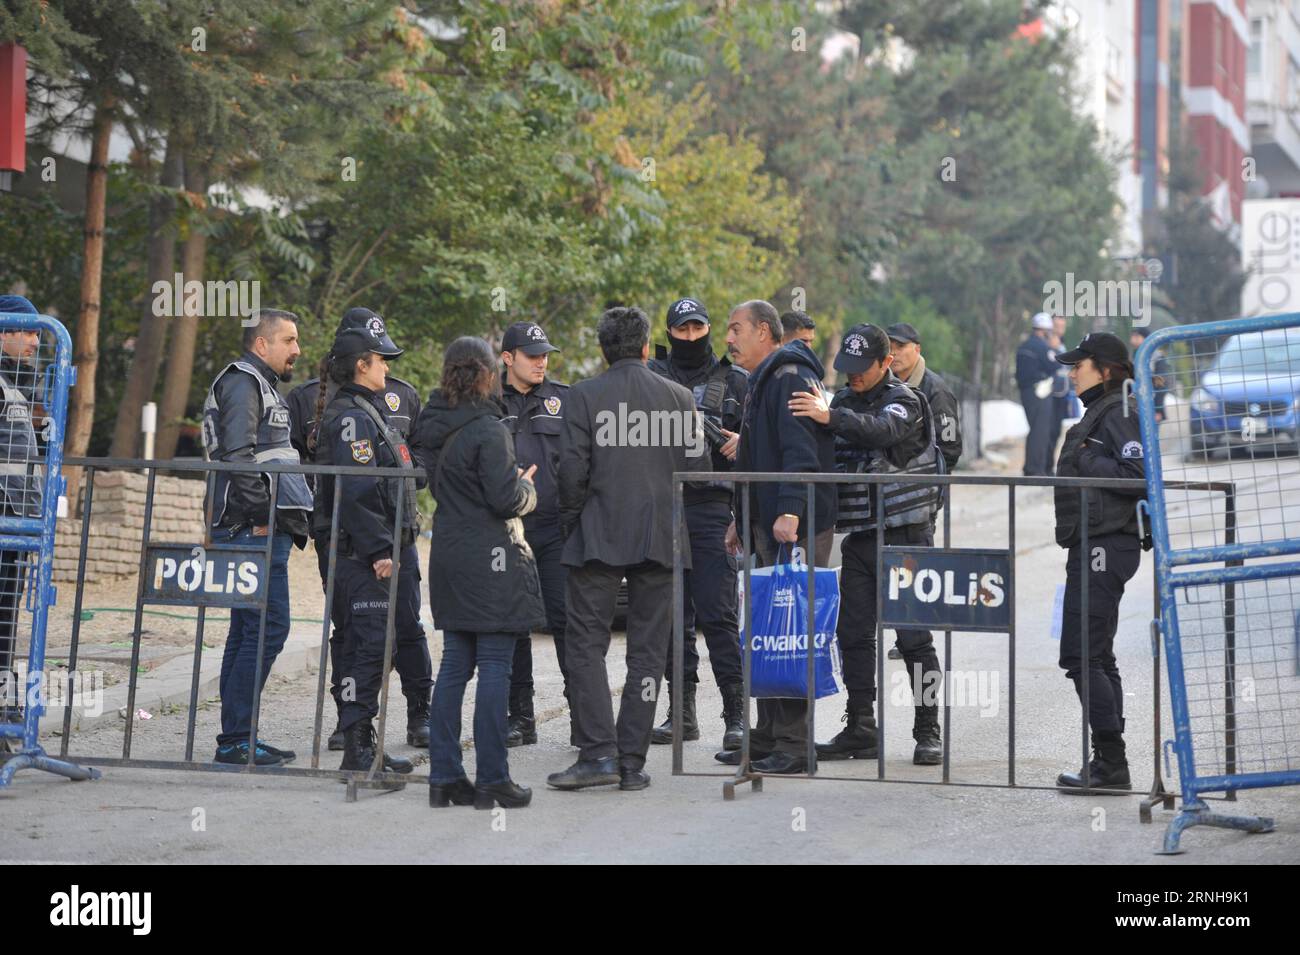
[650,682,699,744]
[1057,730,1130,791]
[719,682,746,751]
[340,719,414,777]
[912,706,942,765]
[816,702,878,760]
[407,693,431,748]
[505,686,537,747]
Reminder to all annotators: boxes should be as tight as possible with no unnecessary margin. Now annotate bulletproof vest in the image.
[0,369,42,517]
[834,381,941,533]
[312,394,419,543]
[1054,390,1141,547]
[650,346,732,491]
[202,360,314,526]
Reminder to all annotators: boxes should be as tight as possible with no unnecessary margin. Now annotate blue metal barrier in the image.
[1135,311,1300,853]
[0,311,100,788]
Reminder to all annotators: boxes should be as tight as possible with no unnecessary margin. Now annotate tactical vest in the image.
[202,360,314,526]
[834,382,942,534]
[0,370,41,516]
[1054,390,1142,547]
[312,394,420,544]
[649,347,734,495]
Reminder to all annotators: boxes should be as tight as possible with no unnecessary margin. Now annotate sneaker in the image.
[215,742,285,767]
[257,740,297,764]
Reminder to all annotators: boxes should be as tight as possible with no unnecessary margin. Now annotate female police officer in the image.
[1052,332,1146,791]
[313,317,426,778]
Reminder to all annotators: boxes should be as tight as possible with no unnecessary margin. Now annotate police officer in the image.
[0,295,43,743]
[646,298,747,749]
[314,316,428,777]
[780,310,816,346]
[789,324,944,766]
[1016,312,1064,476]
[1051,332,1145,790]
[287,307,430,752]
[498,321,570,747]
[202,309,311,767]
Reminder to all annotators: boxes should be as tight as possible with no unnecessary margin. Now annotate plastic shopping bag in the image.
[739,545,841,699]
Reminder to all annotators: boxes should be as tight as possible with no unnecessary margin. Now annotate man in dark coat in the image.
[547,306,703,793]
[1016,312,1064,476]
[719,299,836,775]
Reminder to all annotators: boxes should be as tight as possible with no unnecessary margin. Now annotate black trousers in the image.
[331,545,434,730]
[837,524,942,728]
[1021,390,1058,477]
[748,527,834,757]
[564,559,672,768]
[509,521,569,705]
[1059,533,1141,735]
[664,499,743,687]
[0,547,26,719]
[318,539,434,721]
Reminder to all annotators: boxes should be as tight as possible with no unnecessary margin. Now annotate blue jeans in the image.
[213,527,293,746]
[427,631,520,786]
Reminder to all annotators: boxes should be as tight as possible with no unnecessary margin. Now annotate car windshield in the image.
[1214,332,1300,376]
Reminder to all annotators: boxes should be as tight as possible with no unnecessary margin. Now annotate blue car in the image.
[1187,327,1300,459]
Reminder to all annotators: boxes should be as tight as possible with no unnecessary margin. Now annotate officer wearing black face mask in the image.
[789,323,945,766]
[1052,332,1146,792]
[646,297,748,751]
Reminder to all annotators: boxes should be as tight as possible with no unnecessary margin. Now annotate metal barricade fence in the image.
[668,469,1238,831]
[1134,312,1300,854]
[0,311,98,788]
[5,455,418,802]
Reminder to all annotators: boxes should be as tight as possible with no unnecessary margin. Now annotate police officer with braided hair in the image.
[287,307,429,752]
[646,297,748,750]
[789,323,945,766]
[1052,332,1145,791]
[202,309,311,767]
[314,316,431,777]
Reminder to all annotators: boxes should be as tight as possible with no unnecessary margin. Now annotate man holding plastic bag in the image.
[721,300,837,775]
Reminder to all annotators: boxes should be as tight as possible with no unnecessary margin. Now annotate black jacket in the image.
[1054,385,1146,547]
[1014,333,1057,396]
[558,357,700,569]
[288,375,421,464]
[500,376,569,528]
[734,341,837,536]
[411,390,546,634]
[647,342,748,506]
[206,352,310,543]
[314,383,421,563]
[911,365,962,472]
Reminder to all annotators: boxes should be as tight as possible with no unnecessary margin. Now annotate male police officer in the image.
[499,321,570,747]
[789,324,944,766]
[0,295,43,743]
[202,309,311,767]
[1016,312,1065,476]
[780,310,816,346]
[287,307,430,752]
[645,298,747,750]
[886,323,962,473]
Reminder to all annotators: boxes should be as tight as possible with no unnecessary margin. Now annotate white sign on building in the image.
[1241,198,1300,317]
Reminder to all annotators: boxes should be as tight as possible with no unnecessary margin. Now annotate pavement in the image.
[3,430,1298,864]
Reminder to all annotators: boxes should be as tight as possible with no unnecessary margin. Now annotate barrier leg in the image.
[1157,797,1274,855]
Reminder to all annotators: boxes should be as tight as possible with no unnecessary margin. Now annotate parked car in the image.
[1187,327,1300,460]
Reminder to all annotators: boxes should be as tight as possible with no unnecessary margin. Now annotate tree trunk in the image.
[155,159,207,460]
[109,139,181,458]
[65,94,114,502]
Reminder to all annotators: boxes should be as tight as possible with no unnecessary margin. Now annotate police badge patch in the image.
[385,392,400,412]
[1121,440,1144,459]
[544,396,561,415]
[350,439,373,463]
[884,403,908,419]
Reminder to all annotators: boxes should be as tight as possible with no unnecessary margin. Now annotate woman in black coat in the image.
[412,336,546,809]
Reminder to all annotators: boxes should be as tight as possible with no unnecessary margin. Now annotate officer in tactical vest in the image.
[314,317,428,778]
[0,294,43,742]
[646,297,748,750]
[1051,332,1146,791]
[498,321,571,747]
[789,323,944,766]
[287,307,430,752]
[202,309,312,767]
